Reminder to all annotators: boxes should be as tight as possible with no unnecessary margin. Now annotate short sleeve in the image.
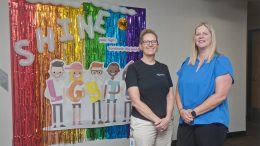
[214,55,234,84]
[165,65,173,87]
[177,58,188,78]
[125,64,138,89]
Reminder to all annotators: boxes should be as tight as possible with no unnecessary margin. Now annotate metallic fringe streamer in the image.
[83,3,105,69]
[10,1,145,145]
[43,129,86,145]
[35,3,84,145]
[104,10,127,68]
[9,1,42,145]
[126,7,146,62]
[105,125,130,139]
[86,127,106,140]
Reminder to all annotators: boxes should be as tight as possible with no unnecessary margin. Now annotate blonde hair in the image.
[189,22,219,65]
[139,29,158,44]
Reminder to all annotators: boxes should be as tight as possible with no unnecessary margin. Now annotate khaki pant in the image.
[130,116,173,146]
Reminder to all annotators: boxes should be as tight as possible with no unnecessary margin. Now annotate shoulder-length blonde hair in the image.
[188,22,219,65]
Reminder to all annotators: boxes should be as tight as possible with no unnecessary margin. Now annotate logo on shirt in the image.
[156,73,165,77]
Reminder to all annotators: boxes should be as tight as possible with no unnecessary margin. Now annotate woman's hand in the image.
[155,116,171,132]
[180,109,193,124]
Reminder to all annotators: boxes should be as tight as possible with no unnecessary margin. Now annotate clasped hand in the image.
[154,117,171,132]
[180,109,194,124]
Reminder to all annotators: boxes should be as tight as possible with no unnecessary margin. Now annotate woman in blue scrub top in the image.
[176,22,234,146]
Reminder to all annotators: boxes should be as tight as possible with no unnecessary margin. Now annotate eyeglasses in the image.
[142,40,158,45]
[91,70,103,75]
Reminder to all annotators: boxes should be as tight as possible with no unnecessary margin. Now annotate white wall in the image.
[0,0,247,145]
[0,0,12,146]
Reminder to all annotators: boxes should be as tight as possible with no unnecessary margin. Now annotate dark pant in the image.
[176,123,228,146]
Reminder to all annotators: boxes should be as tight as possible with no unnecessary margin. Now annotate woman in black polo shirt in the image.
[126,28,174,146]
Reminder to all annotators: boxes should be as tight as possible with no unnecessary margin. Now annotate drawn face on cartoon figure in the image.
[73,69,83,79]
[91,67,103,77]
[107,63,120,78]
[90,62,104,81]
[51,66,64,79]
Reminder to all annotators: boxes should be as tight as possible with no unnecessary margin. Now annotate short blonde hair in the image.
[189,22,219,65]
[139,29,158,44]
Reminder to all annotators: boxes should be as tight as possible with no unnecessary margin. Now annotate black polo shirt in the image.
[125,60,173,121]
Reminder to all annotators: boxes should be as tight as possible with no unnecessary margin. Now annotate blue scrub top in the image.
[177,54,234,128]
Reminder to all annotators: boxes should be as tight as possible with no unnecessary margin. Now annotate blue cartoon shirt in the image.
[177,54,234,128]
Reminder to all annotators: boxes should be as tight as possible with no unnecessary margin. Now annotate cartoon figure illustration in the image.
[67,62,85,126]
[44,59,66,128]
[86,61,104,124]
[104,62,121,123]
[122,60,134,122]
